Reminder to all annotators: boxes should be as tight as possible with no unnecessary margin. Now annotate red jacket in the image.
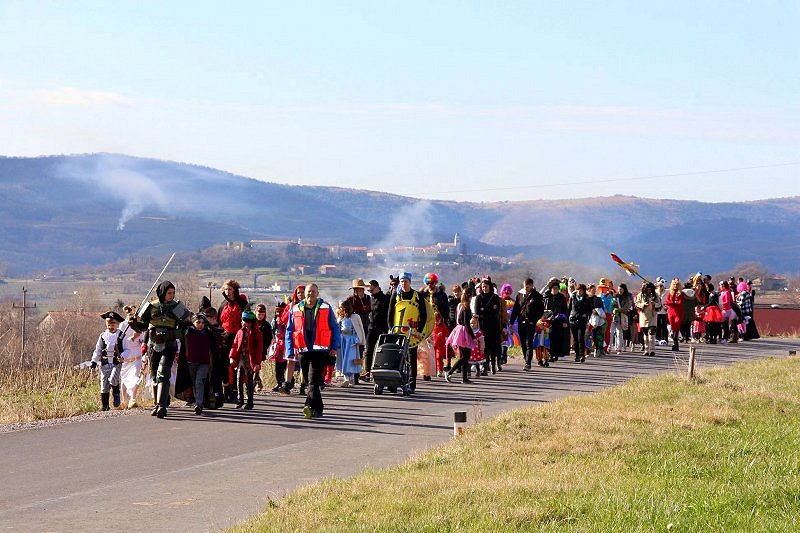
[219,293,249,335]
[229,325,262,368]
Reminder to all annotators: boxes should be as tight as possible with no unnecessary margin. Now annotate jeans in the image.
[188,362,209,407]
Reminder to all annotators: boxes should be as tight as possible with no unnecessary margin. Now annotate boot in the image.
[112,385,121,408]
[156,382,170,419]
[101,393,110,411]
[151,385,159,416]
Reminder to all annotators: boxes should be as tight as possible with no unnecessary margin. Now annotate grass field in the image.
[232,356,800,532]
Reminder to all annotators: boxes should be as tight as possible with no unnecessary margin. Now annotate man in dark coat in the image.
[364,279,390,381]
[509,278,545,370]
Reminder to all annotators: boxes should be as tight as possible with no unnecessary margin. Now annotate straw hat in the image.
[350,278,369,289]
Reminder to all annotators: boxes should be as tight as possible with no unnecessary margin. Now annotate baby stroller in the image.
[371,326,412,396]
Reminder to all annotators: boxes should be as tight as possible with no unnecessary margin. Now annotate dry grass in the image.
[232,357,800,532]
[0,310,105,423]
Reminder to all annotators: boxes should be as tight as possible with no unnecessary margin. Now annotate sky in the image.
[1,1,798,202]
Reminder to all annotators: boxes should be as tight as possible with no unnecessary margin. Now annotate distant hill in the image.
[0,153,797,277]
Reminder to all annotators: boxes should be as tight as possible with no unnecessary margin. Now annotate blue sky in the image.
[1,1,797,202]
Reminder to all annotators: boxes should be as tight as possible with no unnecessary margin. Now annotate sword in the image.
[121,252,176,335]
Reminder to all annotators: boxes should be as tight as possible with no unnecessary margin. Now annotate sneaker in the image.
[303,405,313,419]
[361,374,372,382]
[523,364,531,371]
[243,403,253,410]
[445,372,452,383]
[271,384,283,392]
[194,405,203,415]
[236,402,244,408]
[128,399,137,409]
[462,378,472,384]
[312,410,323,418]
[299,385,307,395]
[423,375,432,381]
[340,380,351,388]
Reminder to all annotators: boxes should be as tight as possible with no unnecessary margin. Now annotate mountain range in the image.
[0,153,797,277]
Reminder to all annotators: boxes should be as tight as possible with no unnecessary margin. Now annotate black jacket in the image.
[368,290,390,336]
[509,289,544,326]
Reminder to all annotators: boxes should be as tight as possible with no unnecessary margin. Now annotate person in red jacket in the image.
[229,310,262,409]
[663,278,685,352]
[218,279,248,402]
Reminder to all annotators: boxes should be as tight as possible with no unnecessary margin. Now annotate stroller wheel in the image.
[373,385,384,395]
[387,386,397,394]
[401,385,411,396]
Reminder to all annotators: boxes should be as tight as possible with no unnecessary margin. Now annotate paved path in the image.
[1,338,797,532]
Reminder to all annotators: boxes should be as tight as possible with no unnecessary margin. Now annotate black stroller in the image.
[371,326,412,396]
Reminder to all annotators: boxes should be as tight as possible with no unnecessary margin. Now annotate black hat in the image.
[156,280,175,303]
[199,296,212,312]
[100,311,124,322]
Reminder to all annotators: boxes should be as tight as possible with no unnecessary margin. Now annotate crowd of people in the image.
[89,271,761,419]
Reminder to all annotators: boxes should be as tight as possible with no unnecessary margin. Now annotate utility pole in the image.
[12,286,36,366]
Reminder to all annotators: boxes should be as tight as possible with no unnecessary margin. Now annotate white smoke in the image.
[369,200,438,272]
[57,155,170,231]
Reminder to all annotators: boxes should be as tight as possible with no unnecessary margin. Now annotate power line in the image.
[417,161,800,197]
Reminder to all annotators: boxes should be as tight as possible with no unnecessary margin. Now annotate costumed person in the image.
[692,305,706,342]
[184,313,213,415]
[634,281,661,357]
[704,288,724,344]
[445,286,476,384]
[91,311,126,411]
[387,272,428,392]
[335,300,361,387]
[346,278,372,381]
[200,305,226,409]
[129,280,192,419]
[253,303,274,392]
[280,285,306,394]
[543,278,569,363]
[587,284,607,358]
[568,284,592,363]
[218,280,249,403]
[597,278,616,354]
[499,283,516,366]
[736,281,760,341]
[474,277,503,374]
[419,273,449,381]
[432,309,450,377]
[718,281,736,342]
[229,309,262,409]
[509,278,544,371]
[120,305,144,408]
[468,315,486,378]
[533,310,552,367]
[654,278,668,344]
[663,279,685,351]
[445,284,463,372]
[285,283,341,419]
[268,302,288,392]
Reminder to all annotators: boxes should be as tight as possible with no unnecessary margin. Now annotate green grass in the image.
[232,357,800,532]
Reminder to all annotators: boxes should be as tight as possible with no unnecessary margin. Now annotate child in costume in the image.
[692,305,706,342]
[268,302,288,391]
[468,315,486,378]
[500,283,517,366]
[533,311,552,367]
[432,311,449,377]
[91,311,127,411]
[335,301,361,387]
[229,310,262,409]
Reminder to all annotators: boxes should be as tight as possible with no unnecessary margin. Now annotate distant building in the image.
[38,310,98,333]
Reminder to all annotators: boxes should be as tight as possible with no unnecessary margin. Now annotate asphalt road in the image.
[1,338,797,532]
